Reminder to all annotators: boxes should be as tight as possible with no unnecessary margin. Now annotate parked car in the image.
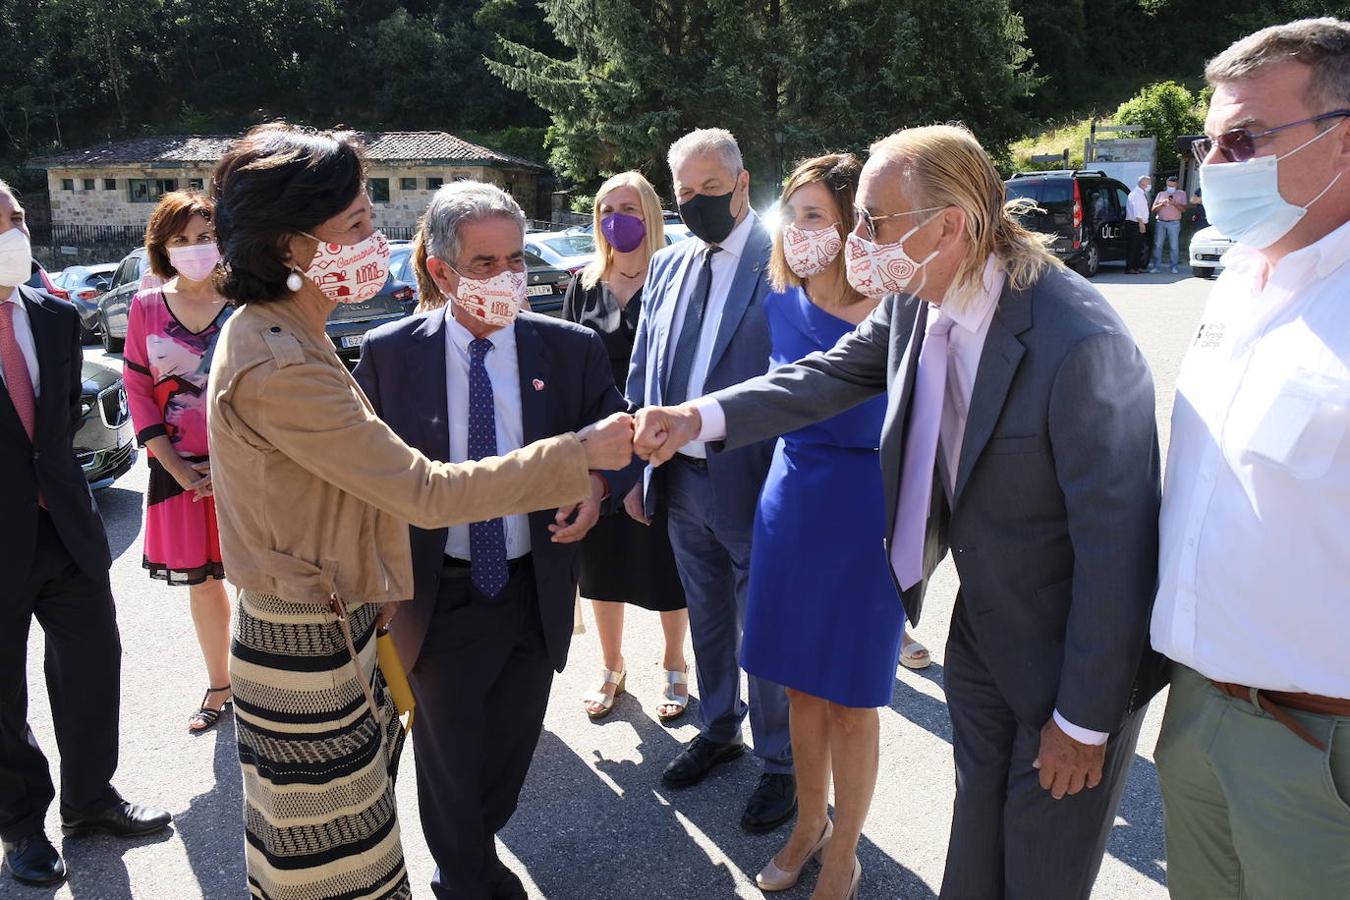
[1188,225,1234,279]
[24,262,69,301]
[523,250,571,317]
[54,263,117,342]
[524,232,597,275]
[1005,170,1133,277]
[99,246,418,365]
[76,360,137,489]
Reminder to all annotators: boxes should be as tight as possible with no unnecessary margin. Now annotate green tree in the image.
[1112,80,1204,174]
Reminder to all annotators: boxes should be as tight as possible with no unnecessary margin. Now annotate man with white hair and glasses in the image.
[1151,18,1350,898]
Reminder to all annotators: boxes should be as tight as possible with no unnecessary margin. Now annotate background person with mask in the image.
[0,179,172,889]
[561,172,691,724]
[634,124,1166,900]
[354,181,638,899]
[626,127,795,835]
[1152,18,1350,899]
[1126,174,1152,274]
[1150,175,1189,272]
[121,190,235,734]
[207,125,632,900]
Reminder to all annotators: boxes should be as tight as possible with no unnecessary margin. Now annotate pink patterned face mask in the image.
[303,230,391,304]
[452,267,527,327]
[843,220,940,299]
[781,222,843,278]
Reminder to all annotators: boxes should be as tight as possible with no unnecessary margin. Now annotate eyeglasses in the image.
[853,205,943,242]
[1191,110,1350,163]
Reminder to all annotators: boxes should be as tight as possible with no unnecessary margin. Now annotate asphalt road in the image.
[12,268,1212,900]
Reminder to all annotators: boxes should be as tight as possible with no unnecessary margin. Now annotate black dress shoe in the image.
[741,772,797,834]
[490,858,528,900]
[3,833,67,886]
[61,801,172,837]
[662,735,746,789]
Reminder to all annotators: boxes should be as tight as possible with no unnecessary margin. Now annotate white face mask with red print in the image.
[781,222,844,279]
[302,230,391,304]
[843,214,942,299]
[451,267,527,327]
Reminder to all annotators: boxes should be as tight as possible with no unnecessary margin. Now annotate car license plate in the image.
[341,334,365,349]
[526,285,553,297]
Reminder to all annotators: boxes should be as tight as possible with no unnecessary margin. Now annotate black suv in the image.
[1005,170,1133,277]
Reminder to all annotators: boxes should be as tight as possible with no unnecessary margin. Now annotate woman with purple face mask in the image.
[562,172,692,723]
[121,191,235,734]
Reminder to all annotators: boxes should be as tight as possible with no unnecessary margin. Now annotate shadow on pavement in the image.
[46,823,174,899]
[175,714,247,899]
[1093,270,1198,286]
[503,700,936,899]
[94,485,144,561]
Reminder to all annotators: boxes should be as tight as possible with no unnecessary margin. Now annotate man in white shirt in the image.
[624,129,795,833]
[1125,174,1152,273]
[1151,19,1350,899]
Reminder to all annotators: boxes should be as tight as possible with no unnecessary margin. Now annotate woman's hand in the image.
[623,483,650,525]
[375,603,397,633]
[189,460,213,500]
[165,454,211,498]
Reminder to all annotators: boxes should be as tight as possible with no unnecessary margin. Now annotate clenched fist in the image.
[578,412,635,471]
[633,404,703,465]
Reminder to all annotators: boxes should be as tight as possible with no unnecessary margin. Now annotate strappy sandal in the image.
[657,667,690,723]
[188,685,233,733]
[583,668,626,720]
[900,638,932,670]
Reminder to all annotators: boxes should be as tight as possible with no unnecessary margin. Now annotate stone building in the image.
[27,132,551,242]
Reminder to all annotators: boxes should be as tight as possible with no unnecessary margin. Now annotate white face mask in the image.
[844,216,941,299]
[452,267,527,327]
[168,243,221,283]
[303,229,391,304]
[1199,124,1344,249]
[0,228,33,288]
[781,222,843,279]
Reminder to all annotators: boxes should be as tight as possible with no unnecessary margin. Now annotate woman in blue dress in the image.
[741,154,922,900]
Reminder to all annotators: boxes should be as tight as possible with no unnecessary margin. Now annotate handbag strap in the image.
[328,594,384,728]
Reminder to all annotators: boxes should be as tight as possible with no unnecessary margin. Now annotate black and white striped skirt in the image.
[230,591,410,900]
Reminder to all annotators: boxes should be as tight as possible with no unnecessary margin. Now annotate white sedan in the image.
[1188,225,1235,279]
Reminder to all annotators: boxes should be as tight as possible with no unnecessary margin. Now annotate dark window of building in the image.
[128,178,178,203]
[82,178,95,191]
[103,178,117,190]
[426,177,444,190]
[369,178,390,203]
[188,178,204,191]
[61,179,74,191]
[399,177,417,191]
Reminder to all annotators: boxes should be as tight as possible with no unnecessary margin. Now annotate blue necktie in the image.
[467,338,509,597]
[664,245,720,406]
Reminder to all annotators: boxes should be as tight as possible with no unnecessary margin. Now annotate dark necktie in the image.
[664,245,721,405]
[467,338,508,597]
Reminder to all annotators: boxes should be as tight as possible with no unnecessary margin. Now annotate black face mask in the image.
[679,187,740,245]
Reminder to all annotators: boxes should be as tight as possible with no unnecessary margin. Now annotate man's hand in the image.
[1033,717,1106,800]
[1137,221,1146,234]
[622,483,649,525]
[375,602,397,633]
[633,404,703,465]
[577,412,634,471]
[550,474,606,543]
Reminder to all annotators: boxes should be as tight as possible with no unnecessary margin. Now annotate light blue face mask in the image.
[1199,124,1344,249]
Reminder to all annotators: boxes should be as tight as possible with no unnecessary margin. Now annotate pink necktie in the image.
[891,308,953,591]
[0,302,37,442]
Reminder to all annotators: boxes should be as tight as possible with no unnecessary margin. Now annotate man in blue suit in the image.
[354,181,637,899]
[626,128,794,833]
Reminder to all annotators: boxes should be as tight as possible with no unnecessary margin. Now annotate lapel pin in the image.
[533,378,545,392]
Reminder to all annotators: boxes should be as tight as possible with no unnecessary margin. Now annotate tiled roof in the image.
[28,132,549,171]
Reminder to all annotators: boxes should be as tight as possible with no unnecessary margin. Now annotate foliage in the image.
[1012,118,1093,170]
[1113,81,1205,174]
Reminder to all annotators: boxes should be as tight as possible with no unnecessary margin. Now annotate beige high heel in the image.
[582,668,625,720]
[846,856,862,899]
[756,818,833,892]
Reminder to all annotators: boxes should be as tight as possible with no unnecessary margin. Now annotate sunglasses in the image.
[1192,110,1350,163]
[852,205,943,242]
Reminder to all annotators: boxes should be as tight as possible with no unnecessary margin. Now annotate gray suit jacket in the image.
[710,265,1167,733]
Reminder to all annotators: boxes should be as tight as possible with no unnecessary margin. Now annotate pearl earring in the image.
[286,268,303,292]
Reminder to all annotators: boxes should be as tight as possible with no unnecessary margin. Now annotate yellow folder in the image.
[377,631,415,734]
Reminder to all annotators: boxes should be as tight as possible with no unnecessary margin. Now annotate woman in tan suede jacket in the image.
[205,124,632,900]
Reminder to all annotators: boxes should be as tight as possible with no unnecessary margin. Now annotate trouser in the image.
[1153,219,1182,267]
[1156,663,1350,899]
[410,558,554,900]
[940,595,1145,900]
[665,456,792,772]
[0,510,121,841]
[1126,222,1147,269]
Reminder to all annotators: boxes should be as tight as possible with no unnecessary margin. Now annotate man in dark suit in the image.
[353,181,636,900]
[634,126,1166,899]
[624,128,794,833]
[0,182,170,887]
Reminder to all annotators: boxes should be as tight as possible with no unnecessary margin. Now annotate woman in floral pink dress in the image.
[123,191,234,732]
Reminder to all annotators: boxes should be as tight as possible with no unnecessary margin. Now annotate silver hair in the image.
[1206,17,1350,110]
[667,128,743,182]
[1137,175,1151,186]
[423,180,526,266]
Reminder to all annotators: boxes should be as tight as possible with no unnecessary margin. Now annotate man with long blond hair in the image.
[635,124,1166,899]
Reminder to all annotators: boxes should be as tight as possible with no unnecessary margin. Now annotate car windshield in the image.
[524,250,550,269]
[1005,180,1042,203]
[538,234,595,257]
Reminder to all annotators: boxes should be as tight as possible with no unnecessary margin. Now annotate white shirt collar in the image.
[940,255,1004,333]
[445,308,517,356]
[705,210,757,261]
[1223,216,1350,283]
